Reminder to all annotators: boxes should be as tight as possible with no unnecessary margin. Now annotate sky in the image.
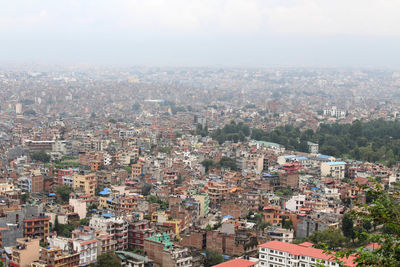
[1,0,400,67]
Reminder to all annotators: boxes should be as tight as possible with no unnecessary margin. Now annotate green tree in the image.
[204,250,224,266]
[93,252,121,267]
[31,150,50,163]
[217,157,237,170]
[56,185,72,203]
[283,218,293,230]
[201,159,214,173]
[79,218,89,226]
[330,180,400,266]
[342,213,355,240]
[21,191,29,204]
[308,228,347,250]
[141,183,152,196]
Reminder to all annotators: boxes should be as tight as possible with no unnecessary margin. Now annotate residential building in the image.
[258,240,356,267]
[73,172,97,197]
[321,162,346,180]
[8,238,40,267]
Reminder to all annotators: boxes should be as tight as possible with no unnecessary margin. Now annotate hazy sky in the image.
[1,0,400,67]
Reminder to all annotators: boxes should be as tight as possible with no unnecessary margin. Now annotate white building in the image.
[285,195,306,212]
[258,240,356,267]
[16,103,22,114]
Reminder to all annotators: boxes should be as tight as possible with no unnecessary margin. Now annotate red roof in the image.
[365,242,381,250]
[213,258,257,267]
[80,239,98,246]
[263,206,276,210]
[259,241,356,266]
[298,242,314,247]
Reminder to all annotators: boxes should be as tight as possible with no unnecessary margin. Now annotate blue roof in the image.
[48,193,56,197]
[263,173,279,178]
[223,215,234,219]
[284,155,296,159]
[317,154,331,159]
[326,161,346,166]
[99,187,111,196]
[102,213,115,218]
[106,198,113,202]
[297,157,308,161]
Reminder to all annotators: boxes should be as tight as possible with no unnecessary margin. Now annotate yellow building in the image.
[73,172,97,196]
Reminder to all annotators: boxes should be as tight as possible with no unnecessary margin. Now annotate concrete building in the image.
[32,246,80,267]
[24,215,50,243]
[285,195,306,212]
[8,238,40,267]
[128,219,153,250]
[258,240,356,267]
[321,161,346,180]
[69,198,87,219]
[144,233,192,267]
[0,206,45,247]
[89,216,129,251]
[73,172,97,197]
[307,142,319,154]
[192,194,209,217]
[72,227,98,266]
[266,228,294,243]
[116,251,154,267]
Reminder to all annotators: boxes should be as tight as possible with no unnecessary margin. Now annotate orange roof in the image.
[80,239,98,246]
[213,258,257,267]
[230,187,238,193]
[263,206,276,210]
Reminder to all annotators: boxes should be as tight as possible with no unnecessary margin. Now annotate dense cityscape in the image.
[0,66,399,266]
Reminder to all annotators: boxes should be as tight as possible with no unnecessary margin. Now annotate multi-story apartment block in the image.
[32,246,80,267]
[89,216,129,251]
[71,227,99,266]
[128,219,153,250]
[321,162,346,180]
[258,240,356,267]
[73,172,97,197]
[96,232,117,255]
[24,215,50,243]
[8,238,40,267]
[207,181,229,207]
[192,193,209,217]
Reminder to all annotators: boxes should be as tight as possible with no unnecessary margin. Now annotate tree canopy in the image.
[330,180,400,266]
[212,120,250,144]
[56,185,72,203]
[251,119,400,166]
[31,150,50,163]
[91,252,121,267]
